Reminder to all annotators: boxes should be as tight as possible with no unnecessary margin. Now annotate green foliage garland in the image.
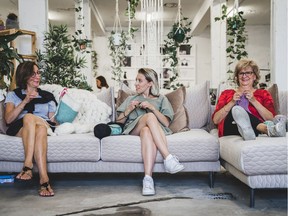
[215,4,248,76]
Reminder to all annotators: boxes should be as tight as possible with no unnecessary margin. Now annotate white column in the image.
[75,0,92,85]
[271,0,288,91]
[18,0,48,53]
[210,0,227,88]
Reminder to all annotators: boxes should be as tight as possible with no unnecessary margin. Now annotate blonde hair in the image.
[233,59,260,87]
[138,68,160,96]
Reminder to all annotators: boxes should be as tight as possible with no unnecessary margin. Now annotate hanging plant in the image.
[163,16,192,89]
[108,0,129,81]
[72,2,92,53]
[91,50,98,77]
[215,4,248,77]
[125,0,139,37]
[108,31,128,81]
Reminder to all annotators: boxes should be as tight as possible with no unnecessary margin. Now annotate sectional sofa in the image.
[0,81,220,188]
[0,82,286,207]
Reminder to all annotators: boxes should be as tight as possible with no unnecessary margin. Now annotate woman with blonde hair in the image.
[116,68,184,196]
[212,59,286,140]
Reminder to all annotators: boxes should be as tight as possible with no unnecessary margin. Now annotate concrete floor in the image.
[0,171,287,216]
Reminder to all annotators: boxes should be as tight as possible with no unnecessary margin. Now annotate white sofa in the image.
[216,88,287,207]
[0,81,220,188]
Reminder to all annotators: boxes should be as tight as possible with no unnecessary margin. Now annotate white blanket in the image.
[40,84,112,135]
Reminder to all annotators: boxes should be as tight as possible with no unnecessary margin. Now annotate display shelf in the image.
[120,43,196,89]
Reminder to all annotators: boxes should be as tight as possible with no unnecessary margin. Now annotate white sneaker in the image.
[232,106,256,140]
[164,154,184,174]
[272,115,287,125]
[142,176,155,196]
[268,122,286,137]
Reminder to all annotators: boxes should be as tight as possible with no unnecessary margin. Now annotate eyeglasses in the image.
[238,71,254,77]
[31,71,41,78]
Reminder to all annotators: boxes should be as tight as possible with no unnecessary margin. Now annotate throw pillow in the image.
[267,84,280,114]
[0,100,8,134]
[96,87,116,121]
[165,86,189,133]
[116,86,189,133]
[116,89,133,109]
[55,92,81,124]
[184,81,210,129]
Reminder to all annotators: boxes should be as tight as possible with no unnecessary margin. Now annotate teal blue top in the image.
[117,94,174,135]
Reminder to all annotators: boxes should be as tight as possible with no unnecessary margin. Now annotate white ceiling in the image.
[0,0,270,36]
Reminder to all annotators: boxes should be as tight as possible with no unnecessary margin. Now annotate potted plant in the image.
[36,24,92,90]
[163,17,192,89]
[0,31,23,89]
[108,30,128,81]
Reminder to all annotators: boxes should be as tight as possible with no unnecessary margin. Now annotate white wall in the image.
[246,25,271,84]
[192,27,211,85]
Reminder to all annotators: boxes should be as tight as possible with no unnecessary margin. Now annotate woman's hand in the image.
[129,100,141,110]
[24,90,38,104]
[233,92,242,103]
[138,101,155,111]
[243,90,255,102]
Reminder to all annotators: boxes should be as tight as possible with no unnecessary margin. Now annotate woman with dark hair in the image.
[116,68,184,196]
[212,59,286,140]
[96,75,109,89]
[4,61,57,197]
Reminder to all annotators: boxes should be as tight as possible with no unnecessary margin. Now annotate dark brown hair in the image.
[15,61,38,89]
[96,75,109,88]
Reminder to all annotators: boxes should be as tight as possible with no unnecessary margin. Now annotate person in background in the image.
[96,75,109,90]
[212,59,286,140]
[4,61,57,197]
[116,68,184,196]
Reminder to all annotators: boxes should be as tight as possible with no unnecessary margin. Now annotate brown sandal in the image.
[39,182,55,197]
[15,166,33,181]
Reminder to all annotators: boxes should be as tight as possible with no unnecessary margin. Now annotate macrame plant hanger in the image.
[113,0,122,46]
[173,0,185,43]
[126,0,134,57]
[141,0,163,70]
[233,0,239,53]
